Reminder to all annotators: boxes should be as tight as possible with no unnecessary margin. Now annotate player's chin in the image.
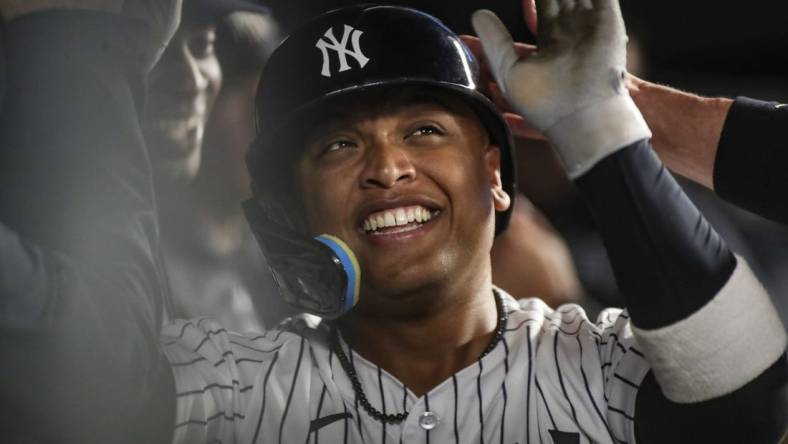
[357,281,436,315]
[361,251,448,295]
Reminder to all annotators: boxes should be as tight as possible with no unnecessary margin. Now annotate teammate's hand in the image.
[472,0,651,178]
[0,0,181,71]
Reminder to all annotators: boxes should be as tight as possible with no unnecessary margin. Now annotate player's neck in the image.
[337,277,499,397]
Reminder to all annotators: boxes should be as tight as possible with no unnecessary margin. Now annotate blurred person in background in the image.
[0,0,181,441]
[144,0,264,189]
[160,9,289,330]
[143,0,287,331]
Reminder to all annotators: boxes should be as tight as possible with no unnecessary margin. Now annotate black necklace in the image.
[330,288,508,424]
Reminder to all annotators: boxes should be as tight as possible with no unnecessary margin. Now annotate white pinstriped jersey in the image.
[161,291,651,444]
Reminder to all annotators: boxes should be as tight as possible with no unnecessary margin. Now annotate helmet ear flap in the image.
[246,129,361,319]
[242,195,359,319]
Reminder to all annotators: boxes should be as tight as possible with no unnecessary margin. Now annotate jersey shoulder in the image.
[507,293,630,337]
[504,293,650,444]
[160,314,328,365]
[160,315,332,444]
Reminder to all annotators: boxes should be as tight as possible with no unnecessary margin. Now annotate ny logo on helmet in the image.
[315,24,370,78]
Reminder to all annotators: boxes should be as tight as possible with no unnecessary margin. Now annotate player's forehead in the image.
[302,86,480,136]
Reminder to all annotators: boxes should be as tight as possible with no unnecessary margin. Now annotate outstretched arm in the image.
[466,9,788,227]
[625,76,732,190]
[0,3,179,442]
[630,77,788,226]
[473,0,787,442]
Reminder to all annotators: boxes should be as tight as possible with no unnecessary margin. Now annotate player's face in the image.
[295,91,510,301]
[144,22,222,187]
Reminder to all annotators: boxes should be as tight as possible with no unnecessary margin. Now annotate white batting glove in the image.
[472,0,651,179]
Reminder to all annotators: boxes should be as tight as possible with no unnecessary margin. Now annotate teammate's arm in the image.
[577,140,787,443]
[466,7,788,227]
[473,0,787,442]
[625,76,731,190]
[0,3,179,442]
[628,77,788,226]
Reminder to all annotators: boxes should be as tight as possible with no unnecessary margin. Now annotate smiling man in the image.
[143,0,268,190]
[164,3,786,443]
[1,1,786,443]
[296,90,506,301]
[290,88,511,397]
[143,15,221,187]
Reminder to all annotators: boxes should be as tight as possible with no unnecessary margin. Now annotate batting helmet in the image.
[244,4,516,319]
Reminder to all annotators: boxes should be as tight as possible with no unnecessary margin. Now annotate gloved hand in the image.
[472,0,651,179]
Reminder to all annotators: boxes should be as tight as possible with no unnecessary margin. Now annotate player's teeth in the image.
[395,208,407,226]
[363,205,435,233]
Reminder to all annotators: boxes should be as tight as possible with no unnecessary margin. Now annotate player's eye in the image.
[324,139,357,154]
[408,124,444,138]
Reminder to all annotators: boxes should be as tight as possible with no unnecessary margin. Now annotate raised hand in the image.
[472,0,651,178]
[461,34,546,141]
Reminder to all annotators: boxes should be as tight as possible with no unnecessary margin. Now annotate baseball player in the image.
[1,1,786,444]
[163,3,788,443]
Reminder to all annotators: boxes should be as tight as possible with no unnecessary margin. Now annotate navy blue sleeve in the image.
[634,353,788,444]
[0,10,173,444]
[575,140,735,329]
[574,141,787,443]
[713,96,788,225]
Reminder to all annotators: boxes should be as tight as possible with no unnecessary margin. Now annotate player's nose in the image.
[359,140,416,189]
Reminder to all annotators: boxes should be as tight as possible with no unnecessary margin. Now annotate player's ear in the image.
[485,144,511,213]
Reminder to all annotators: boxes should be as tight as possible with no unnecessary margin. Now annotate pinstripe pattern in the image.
[161,292,650,443]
